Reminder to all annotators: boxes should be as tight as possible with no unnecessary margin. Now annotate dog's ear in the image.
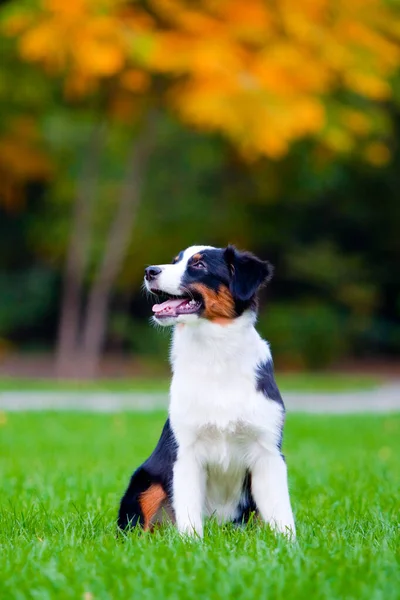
[224,245,273,302]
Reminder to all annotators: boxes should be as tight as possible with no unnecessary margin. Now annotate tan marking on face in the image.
[191,283,235,320]
[191,253,203,262]
[173,255,180,264]
[139,484,167,531]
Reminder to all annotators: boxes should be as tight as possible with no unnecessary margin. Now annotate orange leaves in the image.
[252,45,331,96]
[340,109,371,136]
[147,0,400,158]
[74,18,126,77]
[0,118,53,210]
[0,118,52,180]
[120,70,150,93]
[344,72,391,101]
[19,9,127,77]
[218,0,273,34]
[169,78,325,157]
[20,20,66,68]
[5,0,153,94]
[2,0,400,160]
[45,0,88,18]
[364,142,390,166]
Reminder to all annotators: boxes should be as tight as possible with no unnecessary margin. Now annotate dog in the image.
[118,245,295,538]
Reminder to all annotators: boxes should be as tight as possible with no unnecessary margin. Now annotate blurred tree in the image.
[1,0,399,376]
[1,0,157,377]
[0,35,54,209]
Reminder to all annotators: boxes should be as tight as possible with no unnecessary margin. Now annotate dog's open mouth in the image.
[152,293,202,318]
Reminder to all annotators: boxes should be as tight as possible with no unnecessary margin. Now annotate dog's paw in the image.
[177,522,203,539]
[269,518,296,540]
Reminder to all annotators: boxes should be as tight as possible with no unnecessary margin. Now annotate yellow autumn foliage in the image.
[1,0,400,159]
[148,0,400,155]
[0,118,53,210]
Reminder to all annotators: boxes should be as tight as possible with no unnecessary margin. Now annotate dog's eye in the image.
[192,260,206,270]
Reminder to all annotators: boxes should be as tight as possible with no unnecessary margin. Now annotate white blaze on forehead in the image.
[181,245,215,262]
[148,245,215,296]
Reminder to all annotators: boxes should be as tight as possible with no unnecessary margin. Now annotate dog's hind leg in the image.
[118,418,177,532]
[118,468,169,531]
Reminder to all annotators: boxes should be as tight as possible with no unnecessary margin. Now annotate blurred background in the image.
[0,0,399,382]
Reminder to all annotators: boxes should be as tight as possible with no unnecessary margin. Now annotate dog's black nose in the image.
[145,266,162,281]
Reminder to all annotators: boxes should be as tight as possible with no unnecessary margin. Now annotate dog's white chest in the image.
[194,422,257,468]
[169,318,283,453]
[171,371,263,426]
[194,424,254,521]
[170,365,283,451]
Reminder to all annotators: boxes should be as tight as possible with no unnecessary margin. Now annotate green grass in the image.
[1,411,399,599]
[276,372,382,392]
[0,372,382,393]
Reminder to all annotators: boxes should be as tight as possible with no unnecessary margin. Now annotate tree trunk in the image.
[55,124,105,378]
[79,113,157,378]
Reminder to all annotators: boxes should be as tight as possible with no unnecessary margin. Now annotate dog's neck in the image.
[174,309,256,341]
[171,310,270,372]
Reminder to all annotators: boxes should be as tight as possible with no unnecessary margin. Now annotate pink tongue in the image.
[152,298,187,313]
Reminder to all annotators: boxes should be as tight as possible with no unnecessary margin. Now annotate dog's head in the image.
[144,245,273,326]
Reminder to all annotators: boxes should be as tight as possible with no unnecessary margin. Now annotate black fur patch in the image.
[256,360,284,407]
[224,245,273,303]
[118,418,177,530]
[233,470,257,525]
[180,246,272,317]
[172,251,184,264]
[256,360,285,451]
[183,248,231,288]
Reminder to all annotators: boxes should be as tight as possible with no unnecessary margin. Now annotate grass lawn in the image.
[1,411,399,599]
[0,372,382,393]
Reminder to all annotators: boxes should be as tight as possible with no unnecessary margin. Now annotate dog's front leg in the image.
[251,451,296,539]
[173,450,205,537]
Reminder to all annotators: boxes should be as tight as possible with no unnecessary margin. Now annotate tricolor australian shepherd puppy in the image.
[118,245,295,538]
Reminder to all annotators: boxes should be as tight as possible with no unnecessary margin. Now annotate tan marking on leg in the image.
[139,484,167,531]
[148,498,175,532]
[191,283,235,320]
